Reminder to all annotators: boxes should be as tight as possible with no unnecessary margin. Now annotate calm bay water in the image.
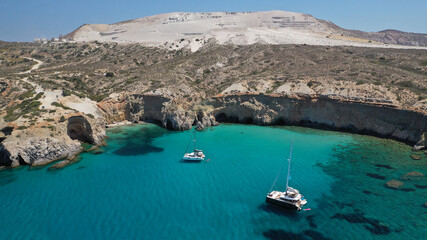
[0,124,425,239]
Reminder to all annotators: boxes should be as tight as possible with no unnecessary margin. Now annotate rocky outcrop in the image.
[0,113,106,168]
[1,137,81,167]
[413,132,427,151]
[119,94,217,130]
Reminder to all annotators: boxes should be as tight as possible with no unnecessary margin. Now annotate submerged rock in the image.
[49,155,82,169]
[414,184,427,189]
[89,147,105,155]
[410,155,422,160]
[366,173,386,180]
[401,171,424,180]
[374,164,394,169]
[385,180,404,189]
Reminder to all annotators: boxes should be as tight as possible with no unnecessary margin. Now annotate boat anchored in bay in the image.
[182,130,205,161]
[266,141,307,211]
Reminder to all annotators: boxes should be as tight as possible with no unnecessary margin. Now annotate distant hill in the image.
[65,11,427,51]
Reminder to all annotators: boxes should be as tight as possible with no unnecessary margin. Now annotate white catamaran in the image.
[266,141,307,211]
[182,130,205,161]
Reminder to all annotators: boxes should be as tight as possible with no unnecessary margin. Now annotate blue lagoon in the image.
[0,124,425,239]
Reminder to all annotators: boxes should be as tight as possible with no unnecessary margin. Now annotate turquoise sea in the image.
[0,124,426,239]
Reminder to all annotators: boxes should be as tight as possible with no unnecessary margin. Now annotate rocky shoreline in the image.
[98,91,426,145]
[1,91,426,169]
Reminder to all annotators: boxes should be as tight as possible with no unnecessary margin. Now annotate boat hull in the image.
[182,158,204,161]
[265,197,302,211]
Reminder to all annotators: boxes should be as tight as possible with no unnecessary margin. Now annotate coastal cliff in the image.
[209,94,426,144]
[98,92,426,145]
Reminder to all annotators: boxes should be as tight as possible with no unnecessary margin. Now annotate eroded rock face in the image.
[209,94,427,144]
[67,116,95,144]
[1,137,81,167]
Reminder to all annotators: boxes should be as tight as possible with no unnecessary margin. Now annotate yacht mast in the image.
[285,141,293,193]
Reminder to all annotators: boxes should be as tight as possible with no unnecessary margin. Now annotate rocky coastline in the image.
[99,91,427,145]
[1,90,426,169]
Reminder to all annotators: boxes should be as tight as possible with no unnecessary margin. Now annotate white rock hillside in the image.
[66,11,427,51]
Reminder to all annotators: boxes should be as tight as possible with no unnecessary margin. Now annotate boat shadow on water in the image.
[258,203,300,218]
[179,159,206,163]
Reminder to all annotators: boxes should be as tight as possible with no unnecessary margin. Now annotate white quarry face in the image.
[69,11,424,51]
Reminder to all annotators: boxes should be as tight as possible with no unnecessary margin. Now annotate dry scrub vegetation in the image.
[1,41,426,107]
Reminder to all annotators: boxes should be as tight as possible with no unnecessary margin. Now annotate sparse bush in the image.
[18,90,35,100]
[62,89,71,97]
[31,54,44,60]
[397,81,413,88]
[88,94,107,102]
[51,102,71,110]
[105,72,114,78]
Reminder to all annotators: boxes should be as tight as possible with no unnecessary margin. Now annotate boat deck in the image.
[267,191,283,200]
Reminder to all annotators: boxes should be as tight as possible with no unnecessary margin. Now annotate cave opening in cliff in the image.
[166,119,173,130]
[241,117,254,124]
[274,117,286,125]
[67,116,95,144]
[215,112,239,123]
[17,155,28,165]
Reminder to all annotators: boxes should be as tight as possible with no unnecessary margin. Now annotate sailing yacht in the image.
[182,130,205,161]
[266,141,307,211]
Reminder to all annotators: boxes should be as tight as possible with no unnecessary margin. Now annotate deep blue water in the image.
[0,124,426,239]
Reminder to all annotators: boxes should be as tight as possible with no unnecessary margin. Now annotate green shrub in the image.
[88,94,107,102]
[18,91,35,100]
[17,126,28,130]
[51,102,71,110]
[31,54,44,60]
[62,89,71,96]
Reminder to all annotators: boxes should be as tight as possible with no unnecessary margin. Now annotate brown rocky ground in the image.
[1,41,426,108]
